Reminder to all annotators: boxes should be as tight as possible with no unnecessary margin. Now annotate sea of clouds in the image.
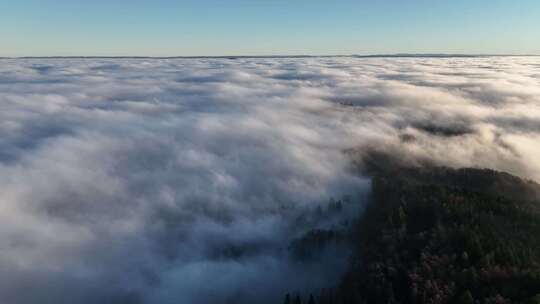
[0,56,539,304]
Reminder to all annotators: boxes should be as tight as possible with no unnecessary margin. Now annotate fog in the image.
[0,56,539,303]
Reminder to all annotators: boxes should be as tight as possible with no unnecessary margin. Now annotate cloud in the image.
[0,56,539,303]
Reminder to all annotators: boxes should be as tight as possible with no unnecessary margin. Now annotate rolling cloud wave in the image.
[0,56,539,303]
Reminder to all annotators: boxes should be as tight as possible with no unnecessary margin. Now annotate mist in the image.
[0,56,539,304]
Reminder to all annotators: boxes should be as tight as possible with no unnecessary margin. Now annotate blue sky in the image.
[1,0,539,56]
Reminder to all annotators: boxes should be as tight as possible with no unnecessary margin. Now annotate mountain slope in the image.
[284,165,540,304]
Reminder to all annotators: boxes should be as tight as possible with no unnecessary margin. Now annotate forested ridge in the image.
[283,165,540,304]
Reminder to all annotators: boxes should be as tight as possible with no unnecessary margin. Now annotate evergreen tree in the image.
[283,294,291,304]
[460,290,474,304]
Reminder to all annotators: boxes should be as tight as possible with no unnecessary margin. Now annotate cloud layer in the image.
[0,56,539,303]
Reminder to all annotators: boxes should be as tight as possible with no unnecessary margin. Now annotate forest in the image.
[283,162,540,304]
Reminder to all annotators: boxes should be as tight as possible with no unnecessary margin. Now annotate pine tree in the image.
[459,290,474,304]
[283,293,291,304]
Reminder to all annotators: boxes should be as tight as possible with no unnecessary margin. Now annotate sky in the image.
[1,0,539,57]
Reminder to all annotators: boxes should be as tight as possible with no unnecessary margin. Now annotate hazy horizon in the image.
[2,54,540,58]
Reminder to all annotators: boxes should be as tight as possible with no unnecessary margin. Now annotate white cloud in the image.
[0,56,539,303]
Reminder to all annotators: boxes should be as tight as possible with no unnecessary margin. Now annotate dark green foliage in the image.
[289,229,347,260]
[282,165,540,303]
[339,166,540,304]
[288,197,352,261]
[459,290,474,304]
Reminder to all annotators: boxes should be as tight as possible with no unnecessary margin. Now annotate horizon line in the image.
[1,53,539,59]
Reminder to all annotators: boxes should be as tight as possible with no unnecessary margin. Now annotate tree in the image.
[283,294,291,304]
[459,290,474,304]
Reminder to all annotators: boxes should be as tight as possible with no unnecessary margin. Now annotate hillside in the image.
[284,165,540,304]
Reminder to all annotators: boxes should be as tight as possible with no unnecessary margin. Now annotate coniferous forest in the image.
[283,163,540,304]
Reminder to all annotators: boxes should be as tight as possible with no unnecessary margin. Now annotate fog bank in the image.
[0,56,539,303]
